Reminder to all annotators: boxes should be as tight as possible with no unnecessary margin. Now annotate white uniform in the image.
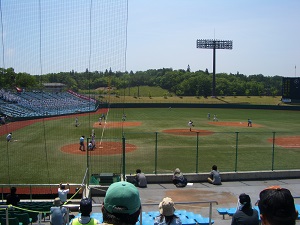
[6,133,12,142]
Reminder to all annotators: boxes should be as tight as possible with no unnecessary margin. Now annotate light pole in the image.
[196,39,233,97]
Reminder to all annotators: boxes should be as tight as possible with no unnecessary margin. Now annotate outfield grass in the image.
[0,107,299,184]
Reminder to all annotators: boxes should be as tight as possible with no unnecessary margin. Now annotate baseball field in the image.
[0,107,299,184]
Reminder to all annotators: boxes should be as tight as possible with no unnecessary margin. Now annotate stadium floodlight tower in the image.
[196,39,233,97]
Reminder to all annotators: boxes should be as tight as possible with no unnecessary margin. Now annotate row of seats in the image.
[0,201,53,224]
[0,90,97,118]
[0,211,33,225]
[217,204,300,220]
[74,210,214,225]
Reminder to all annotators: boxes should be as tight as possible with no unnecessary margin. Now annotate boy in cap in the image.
[50,197,67,225]
[154,197,181,225]
[102,181,141,225]
[133,169,147,188]
[71,198,100,225]
[258,186,298,225]
[231,193,259,225]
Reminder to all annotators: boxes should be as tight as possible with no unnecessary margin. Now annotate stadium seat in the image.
[0,217,22,225]
[194,216,214,225]
[227,207,237,216]
[14,213,31,225]
[216,208,228,219]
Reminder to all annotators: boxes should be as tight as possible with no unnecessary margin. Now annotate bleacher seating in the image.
[72,210,214,225]
[0,89,97,118]
[217,206,262,221]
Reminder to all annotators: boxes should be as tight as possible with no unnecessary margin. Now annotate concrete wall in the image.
[89,170,300,196]
[125,170,300,184]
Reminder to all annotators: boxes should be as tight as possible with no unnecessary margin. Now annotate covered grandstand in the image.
[0,89,98,118]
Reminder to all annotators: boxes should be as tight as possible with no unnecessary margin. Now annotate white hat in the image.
[159,197,175,216]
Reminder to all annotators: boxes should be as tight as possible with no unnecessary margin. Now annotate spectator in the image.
[133,169,147,188]
[58,183,70,204]
[258,186,298,225]
[154,197,182,225]
[172,168,187,188]
[102,181,141,225]
[70,198,100,225]
[50,197,67,225]
[6,187,20,206]
[208,165,222,185]
[231,193,259,225]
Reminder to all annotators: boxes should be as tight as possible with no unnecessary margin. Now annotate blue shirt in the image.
[50,206,67,225]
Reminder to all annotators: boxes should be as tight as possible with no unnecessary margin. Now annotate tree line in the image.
[0,67,282,97]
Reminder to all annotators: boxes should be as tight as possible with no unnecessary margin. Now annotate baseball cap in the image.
[104,181,141,215]
[159,197,175,216]
[80,198,92,212]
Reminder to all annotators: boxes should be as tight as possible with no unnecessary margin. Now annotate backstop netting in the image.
[0,0,128,184]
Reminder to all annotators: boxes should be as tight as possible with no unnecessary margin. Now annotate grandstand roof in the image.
[42,83,66,87]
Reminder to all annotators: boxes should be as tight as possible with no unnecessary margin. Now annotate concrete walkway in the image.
[91,178,300,225]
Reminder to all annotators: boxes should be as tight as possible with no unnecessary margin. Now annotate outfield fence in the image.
[1,130,299,185]
[87,131,300,182]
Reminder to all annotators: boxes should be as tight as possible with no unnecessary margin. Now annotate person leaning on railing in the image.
[58,183,70,204]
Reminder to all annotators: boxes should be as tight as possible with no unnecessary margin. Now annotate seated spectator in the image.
[154,197,182,225]
[50,197,67,225]
[102,181,141,225]
[70,198,100,225]
[208,165,222,185]
[133,169,147,188]
[231,193,259,225]
[6,187,20,206]
[258,186,298,225]
[172,168,187,188]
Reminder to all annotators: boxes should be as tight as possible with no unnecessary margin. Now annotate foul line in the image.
[99,108,110,147]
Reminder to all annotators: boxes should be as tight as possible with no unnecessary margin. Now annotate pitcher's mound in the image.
[61,142,137,155]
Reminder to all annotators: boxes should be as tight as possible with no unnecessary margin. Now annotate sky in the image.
[1,0,299,77]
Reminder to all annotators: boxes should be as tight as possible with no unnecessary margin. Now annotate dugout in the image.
[90,173,121,185]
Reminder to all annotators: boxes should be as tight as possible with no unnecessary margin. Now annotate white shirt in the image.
[58,188,69,203]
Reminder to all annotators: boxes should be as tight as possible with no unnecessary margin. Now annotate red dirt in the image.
[61,142,137,155]
[0,109,109,136]
[162,129,214,136]
[268,136,300,148]
[208,121,263,127]
[93,121,141,128]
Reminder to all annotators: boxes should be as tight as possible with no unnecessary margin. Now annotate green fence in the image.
[88,131,300,178]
